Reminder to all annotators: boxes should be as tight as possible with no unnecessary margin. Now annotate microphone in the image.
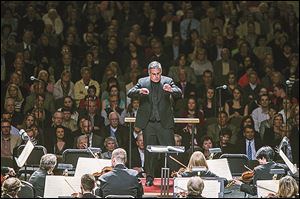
[18,129,29,141]
[285,80,292,85]
[30,76,42,82]
[216,85,227,90]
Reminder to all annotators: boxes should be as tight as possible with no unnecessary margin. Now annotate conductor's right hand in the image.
[140,88,149,95]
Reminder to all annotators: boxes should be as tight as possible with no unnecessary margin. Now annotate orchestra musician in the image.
[186,176,205,198]
[1,177,22,198]
[233,146,287,196]
[80,174,100,198]
[28,154,57,198]
[97,148,144,197]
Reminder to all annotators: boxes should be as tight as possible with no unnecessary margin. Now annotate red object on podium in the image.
[140,178,174,195]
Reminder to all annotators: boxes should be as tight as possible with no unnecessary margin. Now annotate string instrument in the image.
[169,155,187,178]
[175,185,188,198]
[226,166,254,188]
[92,166,113,178]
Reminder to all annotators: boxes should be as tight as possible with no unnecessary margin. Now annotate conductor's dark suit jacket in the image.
[98,164,144,198]
[127,76,182,129]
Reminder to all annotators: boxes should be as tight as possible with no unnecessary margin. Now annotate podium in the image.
[147,145,185,197]
[125,117,199,169]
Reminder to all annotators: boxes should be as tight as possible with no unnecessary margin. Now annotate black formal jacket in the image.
[240,161,287,195]
[127,76,182,129]
[98,164,144,198]
[102,125,129,150]
[82,192,100,198]
[235,137,263,155]
[28,168,48,198]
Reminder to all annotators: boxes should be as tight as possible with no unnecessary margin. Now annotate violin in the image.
[241,170,254,183]
[92,166,113,178]
[71,192,83,198]
[226,170,254,188]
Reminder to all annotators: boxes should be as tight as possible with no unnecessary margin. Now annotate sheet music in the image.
[207,158,233,180]
[279,150,298,174]
[257,180,279,198]
[14,140,34,167]
[44,176,81,198]
[74,157,111,177]
[174,178,220,198]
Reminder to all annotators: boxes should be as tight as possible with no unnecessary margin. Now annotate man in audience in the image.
[131,133,145,177]
[98,148,144,197]
[1,119,21,160]
[101,136,117,159]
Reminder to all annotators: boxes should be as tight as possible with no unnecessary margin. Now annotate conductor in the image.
[128,61,182,186]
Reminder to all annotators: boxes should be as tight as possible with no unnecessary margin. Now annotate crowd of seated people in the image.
[1,1,299,197]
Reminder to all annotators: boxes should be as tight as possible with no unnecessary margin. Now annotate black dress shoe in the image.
[145,176,154,187]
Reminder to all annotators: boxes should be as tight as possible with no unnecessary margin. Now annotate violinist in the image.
[186,176,205,198]
[234,146,287,196]
[80,174,100,198]
[1,177,22,198]
[178,151,219,178]
[28,154,57,198]
[98,148,144,198]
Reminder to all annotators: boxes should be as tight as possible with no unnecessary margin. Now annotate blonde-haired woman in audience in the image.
[5,83,24,112]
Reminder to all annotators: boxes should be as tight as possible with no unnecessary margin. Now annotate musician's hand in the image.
[7,167,16,177]
[233,179,243,186]
[163,84,172,92]
[140,88,149,95]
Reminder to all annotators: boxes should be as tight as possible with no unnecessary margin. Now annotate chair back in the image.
[219,154,249,176]
[18,180,35,198]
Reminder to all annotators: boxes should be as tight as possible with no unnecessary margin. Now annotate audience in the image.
[0,2,299,197]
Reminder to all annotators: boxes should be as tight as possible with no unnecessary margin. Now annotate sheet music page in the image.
[174,178,220,198]
[257,180,279,198]
[14,140,34,167]
[44,176,81,198]
[207,158,233,180]
[279,150,298,174]
[74,157,111,177]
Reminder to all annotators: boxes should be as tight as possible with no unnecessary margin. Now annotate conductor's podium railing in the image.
[124,117,199,169]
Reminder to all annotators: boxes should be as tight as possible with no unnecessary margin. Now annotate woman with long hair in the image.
[5,83,24,112]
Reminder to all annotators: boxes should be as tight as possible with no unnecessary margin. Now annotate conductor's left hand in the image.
[163,84,172,92]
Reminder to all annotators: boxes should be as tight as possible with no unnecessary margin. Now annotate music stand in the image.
[62,149,95,169]
[147,145,185,197]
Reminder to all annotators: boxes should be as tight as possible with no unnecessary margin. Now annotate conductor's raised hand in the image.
[140,88,150,95]
[163,84,172,92]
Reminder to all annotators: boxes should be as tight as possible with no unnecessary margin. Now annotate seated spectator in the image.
[52,125,72,156]
[74,67,100,107]
[61,108,78,132]
[131,133,145,177]
[53,70,75,106]
[101,137,117,159]
[57,96,79,123]
[76,135,88,149]
[1,119,22,160]
[200,135,214,160]
[102,112,129,150]
[29,154,57,197]
[98,148,144,198]
[5,83,24,113]
[215,128,235,156]
[186,176,205,198]
[78,85,101,110]
[1,177,22,198]
[101,85,125,110]
[101,95,127,126]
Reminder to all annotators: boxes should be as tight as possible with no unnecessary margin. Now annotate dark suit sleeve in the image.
[169,78,182,98]
[127,80,142,98]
